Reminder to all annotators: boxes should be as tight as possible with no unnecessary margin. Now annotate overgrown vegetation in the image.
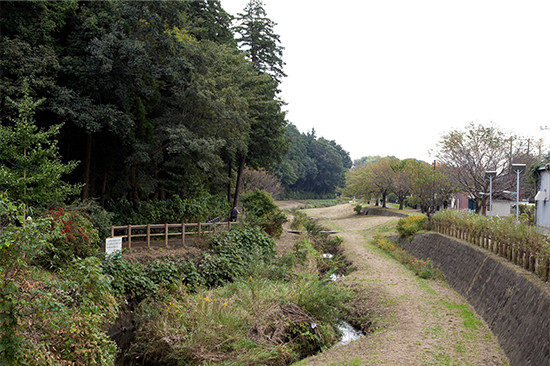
[1,186,359,365]
[130,268,351,365]
[396,214,427,239]
[122,212,354,365]
[373,235,440,280]
[0,195,118,365]
[433,209,550,281]
[433,210,550,257]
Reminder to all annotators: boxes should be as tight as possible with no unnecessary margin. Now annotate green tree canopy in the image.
[275,125,351,197]
[233,0,286,84]
[407,160,455,220]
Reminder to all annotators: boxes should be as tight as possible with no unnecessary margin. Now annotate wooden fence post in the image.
[181,223,185,246]
[128,225,132,249]
[164,223,168,248]
[147,224,151,248]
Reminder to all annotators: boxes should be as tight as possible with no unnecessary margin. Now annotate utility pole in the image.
[541,126,550,159]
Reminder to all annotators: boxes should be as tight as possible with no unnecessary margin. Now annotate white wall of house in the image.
[490,200,512,217]
[535,168,550,228]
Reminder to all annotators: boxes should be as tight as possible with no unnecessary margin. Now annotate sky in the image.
[221,0,550,163]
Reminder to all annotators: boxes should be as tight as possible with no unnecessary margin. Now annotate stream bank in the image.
[399,232,550,366]
[296,204,508,366]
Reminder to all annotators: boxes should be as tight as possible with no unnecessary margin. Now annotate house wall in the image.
[491,200,512,217]
[453,192,470,211]
[536,170,550,228]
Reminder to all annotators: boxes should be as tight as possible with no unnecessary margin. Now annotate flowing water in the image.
[335,321,364,346]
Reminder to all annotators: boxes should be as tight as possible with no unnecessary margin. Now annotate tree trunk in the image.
[129,167,140,211]
[82,132,92,200]
[100,168,107,207]
[233,154,246,208]
[227,159,233,203]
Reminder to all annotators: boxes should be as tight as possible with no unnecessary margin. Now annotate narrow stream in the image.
[335,321,364,346]
[323,253,365,346]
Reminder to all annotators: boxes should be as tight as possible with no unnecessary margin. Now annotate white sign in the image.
[105,237,122,256]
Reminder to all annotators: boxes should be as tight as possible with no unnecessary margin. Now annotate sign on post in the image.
[105,237,122,257]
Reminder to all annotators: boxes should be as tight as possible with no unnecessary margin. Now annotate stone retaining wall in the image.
[361,207,406,217]
[399,233,550,366]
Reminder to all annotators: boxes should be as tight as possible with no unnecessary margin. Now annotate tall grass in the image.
[373,235,440,280]
[131,266,351,365]
[127,215,353,365]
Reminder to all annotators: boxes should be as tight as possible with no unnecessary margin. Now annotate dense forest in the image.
[0,0,350,220]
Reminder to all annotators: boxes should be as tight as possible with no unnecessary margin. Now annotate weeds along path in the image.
[295,204,508,366]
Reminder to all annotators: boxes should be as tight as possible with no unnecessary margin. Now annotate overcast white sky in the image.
[221,0,550,162]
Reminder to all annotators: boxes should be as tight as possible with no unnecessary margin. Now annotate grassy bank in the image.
[125,216,354,365]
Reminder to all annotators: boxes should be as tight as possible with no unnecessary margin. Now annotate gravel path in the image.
[294,204,509,366]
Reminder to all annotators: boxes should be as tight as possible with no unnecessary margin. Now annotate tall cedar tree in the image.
[233,0,286,84]
[231,0,287,207]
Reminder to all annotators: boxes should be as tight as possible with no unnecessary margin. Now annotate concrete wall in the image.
[491,200,512,217]
[399,233,550,366]
[361,207,406,217]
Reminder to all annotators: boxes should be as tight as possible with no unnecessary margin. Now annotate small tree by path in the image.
[0,86,80,207]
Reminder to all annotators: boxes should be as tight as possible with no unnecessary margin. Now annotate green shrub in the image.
[290,210,309,230]
[171,258,204,290]
[397,214,427,238]
[108,194,230,225]
[242,189,287,238]
[354,204,362,214]
[67,200,114,241]
[147,259,181,288]
[0,193,19,228]
[101,257,159,303]
[0,197,118,365]
[201,225,277,287]
[39,207,100,270]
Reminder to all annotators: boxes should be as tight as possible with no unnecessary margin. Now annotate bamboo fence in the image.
[432,221,550,282]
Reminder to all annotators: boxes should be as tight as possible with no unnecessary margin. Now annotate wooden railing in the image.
[432,222,550,282]
[110,221,236,249]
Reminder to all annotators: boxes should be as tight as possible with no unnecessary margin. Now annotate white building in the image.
[490,199,514,217]
[535,165,550,228]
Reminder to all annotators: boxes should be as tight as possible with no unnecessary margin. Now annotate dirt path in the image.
[293,204,509,366]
